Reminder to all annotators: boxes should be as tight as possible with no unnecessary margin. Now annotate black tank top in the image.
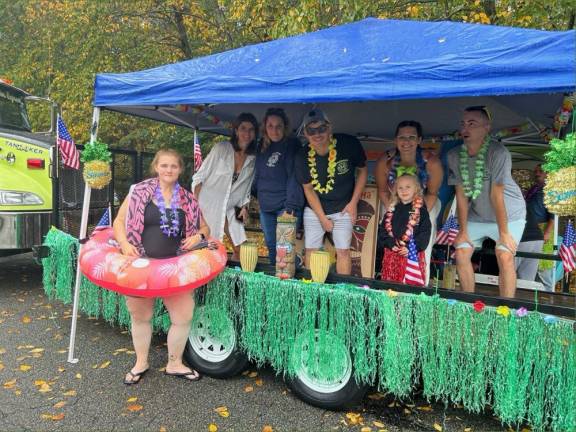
[141,202,185,258]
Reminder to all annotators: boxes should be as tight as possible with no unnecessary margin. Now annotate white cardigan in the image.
[192,141,255,246]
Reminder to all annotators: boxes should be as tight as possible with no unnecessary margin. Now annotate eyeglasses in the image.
[396,135,419,142]
[465,105,492,122]
[305,124,329,136]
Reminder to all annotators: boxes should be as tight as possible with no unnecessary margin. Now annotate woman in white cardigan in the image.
[192,113,258,259]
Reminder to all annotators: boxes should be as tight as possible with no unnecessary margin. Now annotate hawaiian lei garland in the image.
[308,138,337,194]
[384,196,423,246]
[460,137,490,200]
[154,183,181,237]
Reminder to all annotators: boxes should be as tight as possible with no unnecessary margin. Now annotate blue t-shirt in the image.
[253,137,304,213]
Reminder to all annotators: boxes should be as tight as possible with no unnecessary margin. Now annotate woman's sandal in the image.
[164,369,202,382]
[123,368,149,385]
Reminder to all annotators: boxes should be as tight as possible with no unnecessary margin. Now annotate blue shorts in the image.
[454,219,526,253]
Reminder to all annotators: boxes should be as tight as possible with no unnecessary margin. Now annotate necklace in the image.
[384,196,423,246]
[154,183,180,237]
[308,138,337,194]
[460,137,490,200]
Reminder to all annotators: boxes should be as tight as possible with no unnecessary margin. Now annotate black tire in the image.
[183,306,249,378]
[286,330,369,410]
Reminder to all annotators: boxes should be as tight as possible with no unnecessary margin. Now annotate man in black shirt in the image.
[295,109,368,275]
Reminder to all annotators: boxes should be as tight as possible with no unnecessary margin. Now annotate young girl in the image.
[379,174,432,285]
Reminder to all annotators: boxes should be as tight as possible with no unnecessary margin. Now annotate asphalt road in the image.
[0,253,509,432]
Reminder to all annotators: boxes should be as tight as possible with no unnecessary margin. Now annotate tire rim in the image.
[292,330,353,393]
[188,307,236,363]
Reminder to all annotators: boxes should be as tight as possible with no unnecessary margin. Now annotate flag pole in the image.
[67,107,100,364]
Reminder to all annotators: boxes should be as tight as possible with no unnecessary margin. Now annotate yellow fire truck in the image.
[0,79,58,255]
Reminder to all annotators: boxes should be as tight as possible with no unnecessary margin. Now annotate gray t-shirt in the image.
[447,140,526,223]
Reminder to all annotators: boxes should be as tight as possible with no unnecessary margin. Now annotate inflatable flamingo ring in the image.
[79,227,228,297]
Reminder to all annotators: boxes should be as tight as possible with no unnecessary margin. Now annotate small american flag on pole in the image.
[559,220,576,273]
[436,214,459,245]
[403,236,425,286]
[93,208,111,233]
[193,129,202,172]
[57,115,80,169]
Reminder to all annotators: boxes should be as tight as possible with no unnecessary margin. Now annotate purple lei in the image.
[154,183,180,237]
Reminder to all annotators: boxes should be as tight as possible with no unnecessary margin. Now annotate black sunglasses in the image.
[305,124,329,136]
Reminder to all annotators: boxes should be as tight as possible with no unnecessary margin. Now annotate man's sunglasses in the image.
[305,124,329,136]
[465,105,492,122]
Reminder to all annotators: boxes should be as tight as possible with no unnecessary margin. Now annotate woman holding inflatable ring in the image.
[113,148,209,385]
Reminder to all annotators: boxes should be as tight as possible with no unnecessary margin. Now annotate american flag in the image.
[193,129,202,172]
[93,208,111,233]
[559,220,576,273]
[436,214,459,245]
[57,115,80,169]
[403,237,425,286]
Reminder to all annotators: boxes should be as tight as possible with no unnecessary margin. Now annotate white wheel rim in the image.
[292,330,353,393]
[188,307,236,363]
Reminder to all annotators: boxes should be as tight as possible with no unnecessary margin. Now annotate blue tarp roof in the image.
[94,18,575,106]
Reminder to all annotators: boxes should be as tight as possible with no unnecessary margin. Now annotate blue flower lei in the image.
[154,183,181,237]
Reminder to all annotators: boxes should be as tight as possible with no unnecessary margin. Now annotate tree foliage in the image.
[0,0,573,155]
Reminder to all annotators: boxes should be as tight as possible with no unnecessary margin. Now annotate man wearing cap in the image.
[447,106,526,298]
[295,109,368,275]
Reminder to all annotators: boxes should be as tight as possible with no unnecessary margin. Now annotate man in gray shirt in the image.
[447,106,526,298]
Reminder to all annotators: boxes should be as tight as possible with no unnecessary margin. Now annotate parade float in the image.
[41,19,575,432]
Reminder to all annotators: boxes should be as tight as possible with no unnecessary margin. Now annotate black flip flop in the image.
[164,369,202,382]
[123,368,149,385]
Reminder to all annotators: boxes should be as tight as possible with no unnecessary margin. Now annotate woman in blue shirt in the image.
[253,108,304,264]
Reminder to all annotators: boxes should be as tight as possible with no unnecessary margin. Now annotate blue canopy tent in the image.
[93,18,575,141]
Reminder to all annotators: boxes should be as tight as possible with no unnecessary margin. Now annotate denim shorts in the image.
[454,219,526,253]
[303,207,353,249]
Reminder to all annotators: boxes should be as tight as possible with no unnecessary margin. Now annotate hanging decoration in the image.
[80,140,112,189]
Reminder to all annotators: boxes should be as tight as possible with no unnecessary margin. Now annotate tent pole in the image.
[67,107,100,364]
[158,107,195,129]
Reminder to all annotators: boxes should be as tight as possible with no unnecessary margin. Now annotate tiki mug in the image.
[310,250,331,284]
[276,215,297,279]
[240,242,258,272]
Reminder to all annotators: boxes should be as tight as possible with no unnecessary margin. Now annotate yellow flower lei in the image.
[308,138,337,194]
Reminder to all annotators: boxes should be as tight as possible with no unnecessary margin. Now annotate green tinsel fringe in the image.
[41,229,576,432]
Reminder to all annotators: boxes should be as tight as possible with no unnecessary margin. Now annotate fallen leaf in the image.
[127,397,138,403]
[464,428,472,432]
[14,389,21,395]
[417,405,433,412]
[345,412,362,425]
[63,390,77,396]
[41,413,65,421]
[57,349,67,354]
[19,364,32,372]
[208,424,218,432]
[22,316,32,324]
[127,404,143,412]
[0,363,4,370]
[433,423,443,432]
[262,426,273,432]
[29,348,44,353]
[38,383,52,393]
[53,401,66,409]
[0,348,6,354]
[244,385,254,393]
[367,392,385,400]
[214,406,230,418]
[361,428,372,432]
[58,367,65,372]
[373,421,385,428]
[75,373,82,379]
[159,427,167,432]
[255,378,263,386]
[99,360,111,369]
[3,379,17,389]
[248,371,258,378]
[403,408,411,415]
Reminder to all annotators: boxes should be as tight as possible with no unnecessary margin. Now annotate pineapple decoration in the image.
[543,133,576,216]
[81,140,112,190]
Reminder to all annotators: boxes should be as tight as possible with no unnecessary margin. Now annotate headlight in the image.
[0,190,44,205]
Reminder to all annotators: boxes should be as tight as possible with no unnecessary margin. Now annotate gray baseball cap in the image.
[301,109,330,128]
